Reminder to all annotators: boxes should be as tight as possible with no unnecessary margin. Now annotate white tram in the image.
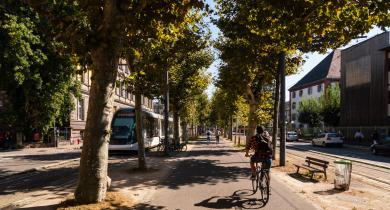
[109,108,173,152]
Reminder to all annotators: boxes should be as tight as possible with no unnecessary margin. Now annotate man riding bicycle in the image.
[206,129,211,142]
[245,125,273,182]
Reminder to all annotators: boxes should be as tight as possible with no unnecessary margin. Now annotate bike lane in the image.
[135,138,318,210]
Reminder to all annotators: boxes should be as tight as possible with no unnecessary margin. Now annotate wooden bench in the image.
[294,156,329,180]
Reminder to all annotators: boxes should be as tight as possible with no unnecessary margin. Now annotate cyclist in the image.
[206,129,211,143]
[245,125,273,182]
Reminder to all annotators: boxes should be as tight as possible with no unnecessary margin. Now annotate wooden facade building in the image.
[340,32,390,126]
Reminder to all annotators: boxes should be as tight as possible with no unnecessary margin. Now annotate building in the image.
[69,59,154,142]
[289,50,341,128]
[340,32,390,127]
[285,101,290,123]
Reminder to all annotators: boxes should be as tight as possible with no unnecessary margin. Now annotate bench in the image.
[294,156,329,180]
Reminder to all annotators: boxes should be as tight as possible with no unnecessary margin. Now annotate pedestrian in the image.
[370,130,379,149]
[215,129,221,144]
[354,130,364,144]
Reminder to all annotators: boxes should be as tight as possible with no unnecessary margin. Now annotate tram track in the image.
[284,146,390,186]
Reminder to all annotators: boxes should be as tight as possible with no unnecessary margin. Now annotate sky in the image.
[204,0,386,101]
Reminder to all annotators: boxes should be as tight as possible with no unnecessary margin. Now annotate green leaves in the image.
[298,99,322,128]
[0,1,78,133]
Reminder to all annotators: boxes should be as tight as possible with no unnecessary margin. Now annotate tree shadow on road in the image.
[157,158,249,189]
[194,189,267,209]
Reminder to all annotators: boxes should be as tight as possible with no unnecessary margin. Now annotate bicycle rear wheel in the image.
[180,144,187,152]
[259,172,270,204]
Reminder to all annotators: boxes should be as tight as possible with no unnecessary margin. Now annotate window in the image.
[317,84,322,92]
[78,98,85,120]
[292,102,296,110]
[308,87,312,95]
[120,82,125,97]
[80,130,85,140]
[115,83,119,96]
[292,91,296,98]
[299,90,303,97]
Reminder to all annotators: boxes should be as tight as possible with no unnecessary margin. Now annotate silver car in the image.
[312,133,343,147]
[287,132,298,142]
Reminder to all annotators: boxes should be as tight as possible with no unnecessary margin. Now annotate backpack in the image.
[255,134,273,157]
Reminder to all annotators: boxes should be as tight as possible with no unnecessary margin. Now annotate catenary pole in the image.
[164,70,169,155]
[279,52,286,166]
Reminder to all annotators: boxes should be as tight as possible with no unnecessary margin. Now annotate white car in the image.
[287,132,298,142]
[312,133,343,147]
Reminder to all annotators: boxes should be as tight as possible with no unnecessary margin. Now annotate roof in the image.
[289,50,340,91]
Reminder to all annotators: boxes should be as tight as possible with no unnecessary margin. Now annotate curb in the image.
[0,158,80,179]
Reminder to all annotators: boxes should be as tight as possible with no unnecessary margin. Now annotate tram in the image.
[108,108,173,152]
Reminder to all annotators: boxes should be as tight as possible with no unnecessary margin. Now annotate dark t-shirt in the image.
[247,134,273,158]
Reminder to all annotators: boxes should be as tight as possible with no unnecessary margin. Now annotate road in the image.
[134,139,317,210]
[0,147,81,178]
[1,140,388,209]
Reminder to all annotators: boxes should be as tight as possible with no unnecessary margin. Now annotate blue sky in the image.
[204,0,386,101]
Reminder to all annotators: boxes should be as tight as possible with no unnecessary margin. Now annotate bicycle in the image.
[250,157,270,205]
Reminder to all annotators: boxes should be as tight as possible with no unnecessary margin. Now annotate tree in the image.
[27,0,207,203]
[0,1,78,136]
[298,99,322,128]
[170,49,212,145]
[320,85,340,127]
[215,0,390,165]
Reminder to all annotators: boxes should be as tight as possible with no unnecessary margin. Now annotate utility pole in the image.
[279,52,286,166]
[272,72,280,160]
[164,70,169,155]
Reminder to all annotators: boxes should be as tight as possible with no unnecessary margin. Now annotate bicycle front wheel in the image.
[259,172,270,204]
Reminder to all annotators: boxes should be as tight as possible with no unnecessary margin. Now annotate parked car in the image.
[287,131,298,142]
[312,132,343,147]
[371,136,390,156]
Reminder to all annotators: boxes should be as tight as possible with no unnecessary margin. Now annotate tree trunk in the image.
[279,52,286,166]
[135,91,147,170]
[272,72,280,160]
[235,117,238,145]
[75,1,121,203]
[173,109,180,145]
[247,100,257,145]
[191,121,194,137]
[181,120,188,143]
[228,116,233,140]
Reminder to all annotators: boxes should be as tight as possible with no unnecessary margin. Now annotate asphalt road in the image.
[134,139,317,210]
[0,147,81,178]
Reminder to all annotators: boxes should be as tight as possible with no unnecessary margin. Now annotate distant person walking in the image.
[215,129,221,144]
[370,130,379,149]
[354,130,364,144]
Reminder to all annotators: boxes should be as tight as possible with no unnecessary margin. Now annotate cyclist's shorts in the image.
[250,156,272,170]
